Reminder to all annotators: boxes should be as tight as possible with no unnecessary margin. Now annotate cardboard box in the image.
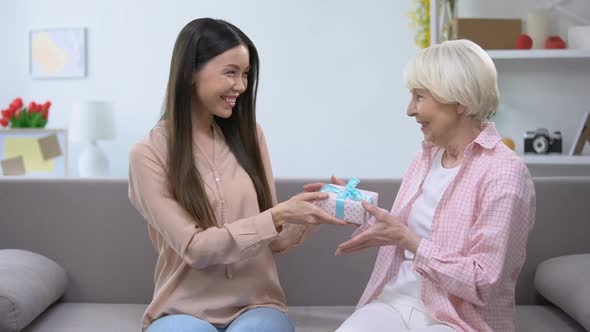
[452,18,522,50]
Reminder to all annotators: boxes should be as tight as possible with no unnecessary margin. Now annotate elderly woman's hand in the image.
[335,200,422,256]
[303,175,347,192]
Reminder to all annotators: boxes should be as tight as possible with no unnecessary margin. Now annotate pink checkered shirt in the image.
[356,123,535,332]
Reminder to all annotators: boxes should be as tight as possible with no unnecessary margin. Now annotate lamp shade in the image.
[70,101,115,142]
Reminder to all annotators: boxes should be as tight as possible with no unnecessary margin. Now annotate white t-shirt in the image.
[378,148,460,308]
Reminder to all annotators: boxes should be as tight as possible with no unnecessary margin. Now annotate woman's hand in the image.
[271,192,347,228]
[335,200,422,255]
[303,175,347,192]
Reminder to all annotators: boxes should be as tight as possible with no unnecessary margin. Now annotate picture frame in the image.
[0,129,68,177]
[569,111,590,155]
[30,28,87,79]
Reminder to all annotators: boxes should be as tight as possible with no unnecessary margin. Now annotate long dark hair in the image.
[161,18,272,229]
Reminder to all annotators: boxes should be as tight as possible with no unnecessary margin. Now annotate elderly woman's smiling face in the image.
[406,88,464,146]
[402,40,500,150]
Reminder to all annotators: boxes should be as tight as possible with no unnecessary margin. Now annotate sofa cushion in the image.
[22,303,146,332]
[21,304,588,332]
[535,254,590,330]
[0,249,68,332]
[516,305,586,332]
[289,306,353,331]
[23,304,350,332]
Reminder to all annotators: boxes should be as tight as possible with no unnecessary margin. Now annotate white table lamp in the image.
[70,101,116,177]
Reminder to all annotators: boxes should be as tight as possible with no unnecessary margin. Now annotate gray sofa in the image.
[1,177,589,332]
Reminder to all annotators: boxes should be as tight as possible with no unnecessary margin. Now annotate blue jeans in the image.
[146,307,294,332]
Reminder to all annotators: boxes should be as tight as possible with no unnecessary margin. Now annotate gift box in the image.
[315,178,379,225]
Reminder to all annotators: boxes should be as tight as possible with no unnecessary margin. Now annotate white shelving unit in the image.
[429,0,590,61]
[487,49,590,59]
[520,155,590,165]
[429,1,590,167]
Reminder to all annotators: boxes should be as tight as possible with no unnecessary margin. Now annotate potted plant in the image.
[1,98,52,128]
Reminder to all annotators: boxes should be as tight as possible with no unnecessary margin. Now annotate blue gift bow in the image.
[319,177,375,219]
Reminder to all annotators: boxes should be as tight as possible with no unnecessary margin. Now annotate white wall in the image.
[13,0,124,177]
[0,1,18,105]
[4,0,590,180]
[10,0,420,179]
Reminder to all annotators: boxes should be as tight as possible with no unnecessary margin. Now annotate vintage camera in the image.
[524,128,562,154]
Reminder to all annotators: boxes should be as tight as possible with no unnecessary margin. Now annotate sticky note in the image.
[4,138,54,172]
[38,134,62,160]
[1,155,26,176]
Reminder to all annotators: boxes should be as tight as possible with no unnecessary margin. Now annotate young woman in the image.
[128,18,344,332]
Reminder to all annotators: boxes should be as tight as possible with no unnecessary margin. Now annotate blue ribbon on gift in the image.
[319,177,375,219]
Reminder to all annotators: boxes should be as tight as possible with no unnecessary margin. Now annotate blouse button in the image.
[215,177,220,182]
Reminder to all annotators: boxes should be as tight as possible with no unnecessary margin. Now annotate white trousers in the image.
[336,299,456,332]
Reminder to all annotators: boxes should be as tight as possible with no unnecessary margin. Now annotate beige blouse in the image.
[128,122,310,331]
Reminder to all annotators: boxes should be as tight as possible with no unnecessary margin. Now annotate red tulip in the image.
[4,108,16,118]
[0,118,8,127]
[8,103,19,112]
[10,98,23,109]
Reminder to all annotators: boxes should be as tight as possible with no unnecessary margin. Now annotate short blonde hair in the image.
[404,39,499,121]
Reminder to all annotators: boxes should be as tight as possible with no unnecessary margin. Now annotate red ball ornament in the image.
[545,36,566,49]
[516,34,533,49]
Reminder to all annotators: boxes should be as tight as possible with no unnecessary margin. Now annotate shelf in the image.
[520,155,590,165]
[487,49,590,59]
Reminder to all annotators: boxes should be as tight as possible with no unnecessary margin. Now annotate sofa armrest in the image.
[0,249,68,332]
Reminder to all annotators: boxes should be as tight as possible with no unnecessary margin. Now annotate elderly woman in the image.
[308,40,536,331]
